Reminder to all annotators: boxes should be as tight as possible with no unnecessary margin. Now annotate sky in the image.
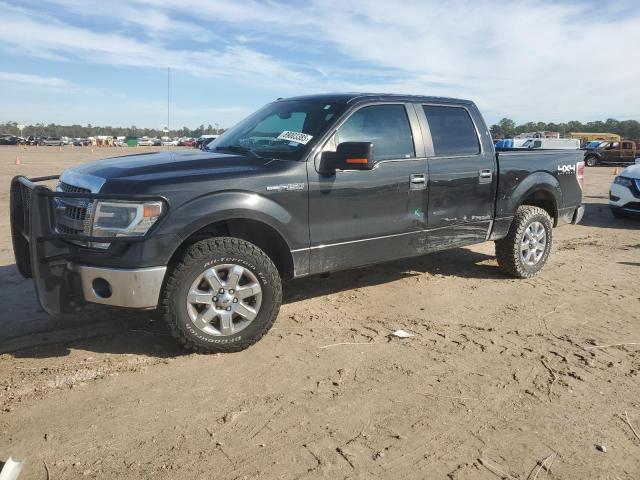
[0,0,639,129]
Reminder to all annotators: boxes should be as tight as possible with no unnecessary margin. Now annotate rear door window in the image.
[423,105,480,157]
[337,104,415,161]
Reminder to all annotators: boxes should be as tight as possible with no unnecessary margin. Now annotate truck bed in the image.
[495,148,584,225]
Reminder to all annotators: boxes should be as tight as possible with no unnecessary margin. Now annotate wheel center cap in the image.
[217,293,234,307]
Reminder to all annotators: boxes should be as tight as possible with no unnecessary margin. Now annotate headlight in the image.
[614,176,633,188]
[91,201,163,249]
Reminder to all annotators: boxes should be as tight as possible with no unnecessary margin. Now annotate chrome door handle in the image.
[410,173,426,190]
[479,169,493,183]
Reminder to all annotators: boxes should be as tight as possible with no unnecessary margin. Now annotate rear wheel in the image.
[585,155,598,167]
[161,237,282,353]
[495,206,553,278]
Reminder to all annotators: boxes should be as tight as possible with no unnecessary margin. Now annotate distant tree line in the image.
[0,121,226,138]
[490,118,640,139]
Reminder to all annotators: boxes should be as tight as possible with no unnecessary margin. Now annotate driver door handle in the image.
[410,173,426,190]
[479,169,493,183]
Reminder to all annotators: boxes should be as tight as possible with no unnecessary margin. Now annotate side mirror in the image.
[320,142,374,174]
[635,157,640,164]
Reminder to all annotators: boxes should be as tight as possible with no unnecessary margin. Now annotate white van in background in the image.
[522,138,580,150]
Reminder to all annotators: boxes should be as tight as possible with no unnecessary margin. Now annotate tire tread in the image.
[160,237,282,353]
[495,206,553,278]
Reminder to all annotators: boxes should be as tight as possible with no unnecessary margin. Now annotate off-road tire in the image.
[585,155,598,167]
[495,206,553,278]
[161,237,282,353]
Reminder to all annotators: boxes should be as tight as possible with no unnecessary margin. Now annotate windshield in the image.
[206,99,347,160]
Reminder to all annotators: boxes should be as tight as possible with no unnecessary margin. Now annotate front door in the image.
[601,142,620,163]
[307,103,428,274]
[418,104,497,250]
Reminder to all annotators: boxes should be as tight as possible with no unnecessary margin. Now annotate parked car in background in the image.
[137,137,154,147]
[521,138,580,150]
[178,138,195,147]
[0,135,22,145]
[584,140,637,167]
[39,137,65,146]
[609,160,640,218]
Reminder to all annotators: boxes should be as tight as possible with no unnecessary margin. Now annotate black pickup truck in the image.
[10,94,585,352]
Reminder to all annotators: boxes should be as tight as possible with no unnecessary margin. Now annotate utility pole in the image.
[166,66,170,150]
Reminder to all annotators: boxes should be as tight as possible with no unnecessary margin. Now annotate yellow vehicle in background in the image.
[569,132,621,143]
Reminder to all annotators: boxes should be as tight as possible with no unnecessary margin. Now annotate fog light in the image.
[92,277,112,298]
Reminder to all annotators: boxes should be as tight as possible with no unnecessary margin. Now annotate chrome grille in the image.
[55,181,93,241]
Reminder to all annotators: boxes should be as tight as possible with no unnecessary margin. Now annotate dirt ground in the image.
[0,145,639,479]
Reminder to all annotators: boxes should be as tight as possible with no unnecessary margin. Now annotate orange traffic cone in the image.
[91,148,94,154]
[613,167,619,175]
[15,155,21,165]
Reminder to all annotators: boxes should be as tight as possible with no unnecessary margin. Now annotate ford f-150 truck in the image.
[10,94,585,353]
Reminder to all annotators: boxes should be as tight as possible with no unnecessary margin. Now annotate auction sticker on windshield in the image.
[277,131,313,145]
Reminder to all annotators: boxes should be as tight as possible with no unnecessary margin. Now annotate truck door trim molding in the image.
[290,219,492,253]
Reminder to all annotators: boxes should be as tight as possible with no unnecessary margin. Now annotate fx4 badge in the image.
[266,183,305,192]
[558,164,576,175]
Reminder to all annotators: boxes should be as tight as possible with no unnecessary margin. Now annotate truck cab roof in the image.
[278,93,474,107]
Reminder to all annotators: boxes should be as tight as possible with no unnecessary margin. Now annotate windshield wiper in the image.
[213,145,262,158]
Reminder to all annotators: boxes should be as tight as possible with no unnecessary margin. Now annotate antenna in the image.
[166,66,170,150]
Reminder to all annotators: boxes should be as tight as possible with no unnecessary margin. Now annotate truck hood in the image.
[60,150,277,192]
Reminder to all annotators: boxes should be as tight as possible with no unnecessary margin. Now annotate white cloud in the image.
[145,0,640,123]
[0,2,316,92]
[1,0,639,124]
[0,71,70,88]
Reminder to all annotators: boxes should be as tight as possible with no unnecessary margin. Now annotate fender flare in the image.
[504,171,562,221]
[158,191,301,258]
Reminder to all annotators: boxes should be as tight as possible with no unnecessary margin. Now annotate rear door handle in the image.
[410,173,426,190]
[479,169,493,183]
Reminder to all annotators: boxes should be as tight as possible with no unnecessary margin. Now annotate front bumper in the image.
[10,175,168,314]
[610,182,640,214]
[75,264,166,308]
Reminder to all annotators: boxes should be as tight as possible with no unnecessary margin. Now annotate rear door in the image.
[417,103,496,250]
[307,103,429,273]
[621,142,635,163]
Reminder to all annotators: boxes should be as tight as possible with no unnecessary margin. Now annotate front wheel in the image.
[495,206,553,278]
[585,156,598,167]
[161,237,282,353]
